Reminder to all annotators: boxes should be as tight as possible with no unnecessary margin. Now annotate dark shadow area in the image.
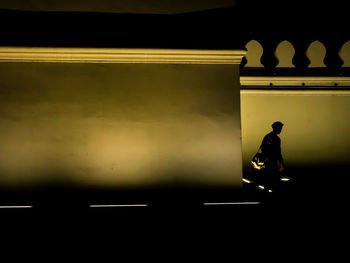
[1,164,349,248]
[1,1,349,49]
[1,164,344,217]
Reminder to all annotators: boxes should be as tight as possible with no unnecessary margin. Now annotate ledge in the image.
[240,76,350,87]
[0,47,246,65]
[240,90,350,96]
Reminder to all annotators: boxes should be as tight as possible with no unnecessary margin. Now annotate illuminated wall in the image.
[241,91,350,172]
[0,61,243,189]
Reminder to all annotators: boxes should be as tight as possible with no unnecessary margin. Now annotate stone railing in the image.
[240,39,350,76]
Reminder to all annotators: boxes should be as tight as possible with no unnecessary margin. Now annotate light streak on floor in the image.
[89,204,148,208]
[0,206,33,209]
[203,202,261,206]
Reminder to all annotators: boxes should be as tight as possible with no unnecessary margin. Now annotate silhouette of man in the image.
[260,121,285,190]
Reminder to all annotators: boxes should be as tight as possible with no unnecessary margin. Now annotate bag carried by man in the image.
[251,147,266,170]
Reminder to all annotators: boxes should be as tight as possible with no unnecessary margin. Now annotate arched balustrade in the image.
[242,39,350,76]
[275,40,295,68]
[306,41,326,68]
[244,40,264,68]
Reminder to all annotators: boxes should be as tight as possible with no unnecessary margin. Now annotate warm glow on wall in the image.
[240,84,350,171]
[0,53,244,189]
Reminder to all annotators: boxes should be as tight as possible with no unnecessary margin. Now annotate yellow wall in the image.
[241,91,350,172]
[0,62,242,189]
[3,60,348,189]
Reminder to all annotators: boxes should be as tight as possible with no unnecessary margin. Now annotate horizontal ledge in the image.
[0,47,246,64]
[240,76,350,87]
[241,90,350,96]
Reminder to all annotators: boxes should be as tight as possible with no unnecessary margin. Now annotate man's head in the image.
[272,121,284,134]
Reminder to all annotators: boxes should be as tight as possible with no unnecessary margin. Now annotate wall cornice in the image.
[0,47,246,65]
